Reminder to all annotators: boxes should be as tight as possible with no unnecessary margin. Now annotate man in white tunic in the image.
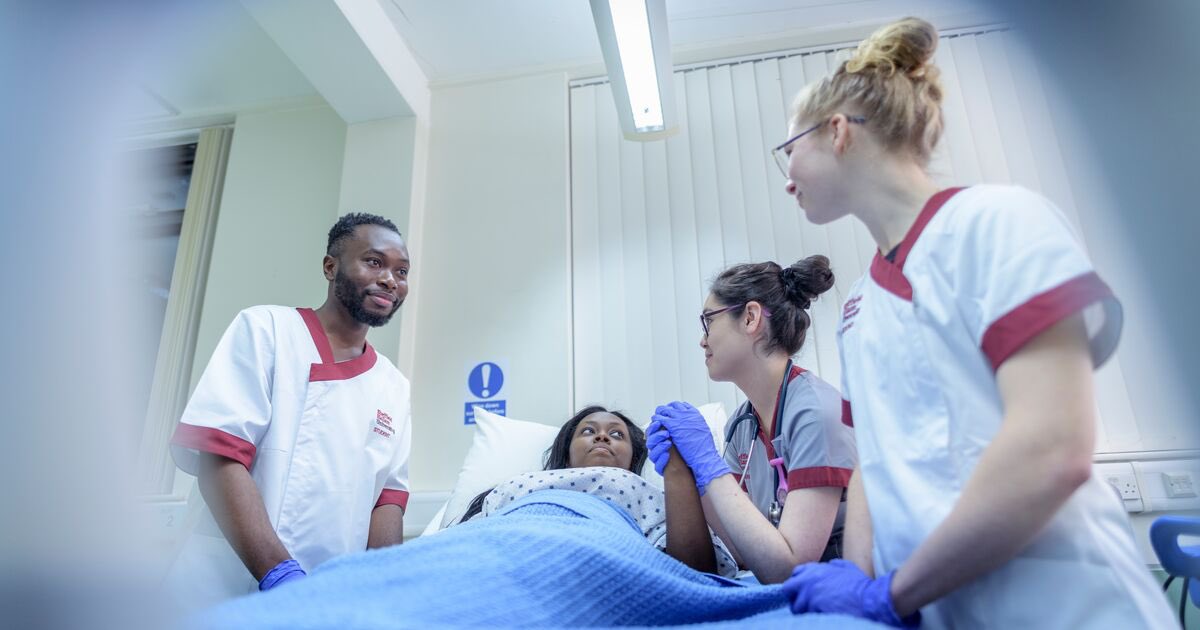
[167,212,413,608]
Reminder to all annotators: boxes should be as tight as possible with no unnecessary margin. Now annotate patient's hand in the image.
[646,419,672,475]
[663,445,718,573]
[664,446,686,472]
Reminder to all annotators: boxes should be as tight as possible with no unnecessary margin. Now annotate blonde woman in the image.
[775,17,1174,628]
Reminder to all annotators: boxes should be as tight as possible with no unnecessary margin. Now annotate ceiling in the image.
[383,0,998,84]
[130,0,998,123]
[131,0,318,121]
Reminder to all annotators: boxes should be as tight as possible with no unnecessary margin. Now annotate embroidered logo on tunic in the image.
[840,295,863,334]
[373,409,394,438]
[737,453,751,484]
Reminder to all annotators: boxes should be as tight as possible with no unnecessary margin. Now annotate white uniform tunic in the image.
[838,186,1173,628]
[167,306,412,607]
[724,366,855,558]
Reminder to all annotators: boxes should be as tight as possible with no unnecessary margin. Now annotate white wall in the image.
[191,104,348,386]
[338,116,418,366]
[408,72,571,492]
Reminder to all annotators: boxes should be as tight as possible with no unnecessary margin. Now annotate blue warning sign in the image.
[467,362,504,399]
[464,400,507,425]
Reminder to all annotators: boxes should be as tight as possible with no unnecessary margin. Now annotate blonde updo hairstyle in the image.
[792,17,944,165]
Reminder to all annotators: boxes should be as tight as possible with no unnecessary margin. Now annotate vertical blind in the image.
[570,27,1149,453]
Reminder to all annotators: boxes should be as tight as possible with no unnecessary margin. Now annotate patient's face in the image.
[568,412,634,470]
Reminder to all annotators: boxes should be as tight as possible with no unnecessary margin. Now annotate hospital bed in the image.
[191,489,881,628]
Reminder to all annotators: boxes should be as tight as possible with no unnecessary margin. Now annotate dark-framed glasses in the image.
[700,303,772,336]
[771,115,867,177]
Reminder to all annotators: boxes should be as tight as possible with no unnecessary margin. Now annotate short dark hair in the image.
[458,406,647,523]
[710,255,835,356]
[326,212,401,257]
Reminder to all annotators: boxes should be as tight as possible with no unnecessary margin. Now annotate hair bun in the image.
[780,255,835,310]
[779,268,811,309]
[845,17,938,79]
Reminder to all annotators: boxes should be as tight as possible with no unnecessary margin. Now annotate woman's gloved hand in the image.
[782,559,920,628]
[259,559,307,591]
[650,401,730,494]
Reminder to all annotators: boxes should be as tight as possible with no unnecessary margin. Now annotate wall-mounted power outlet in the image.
[1095,461,1145,512]
[1163,472,1197,498]
[1105,472,1142,501]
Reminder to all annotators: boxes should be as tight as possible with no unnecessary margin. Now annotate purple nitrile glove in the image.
[651,401,730,495]
[782,559,920,628]
[646,420,673,476]
[258,559,307,591]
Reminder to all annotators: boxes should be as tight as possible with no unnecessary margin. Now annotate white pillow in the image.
[435,402,729,530]
[438,407,560,528]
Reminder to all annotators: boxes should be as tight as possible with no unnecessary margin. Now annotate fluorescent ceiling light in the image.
[608,0,662,130]
[590,0,677,141]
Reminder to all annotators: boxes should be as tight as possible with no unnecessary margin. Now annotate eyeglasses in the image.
[700,303,771,336]
[771,116,867,177]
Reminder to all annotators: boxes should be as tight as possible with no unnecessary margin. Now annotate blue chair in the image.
[1150,515,1200,627]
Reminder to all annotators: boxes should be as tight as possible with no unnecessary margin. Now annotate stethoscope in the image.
[721,359,793,527]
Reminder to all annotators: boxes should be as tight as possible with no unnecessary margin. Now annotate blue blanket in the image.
[194,490,881,629]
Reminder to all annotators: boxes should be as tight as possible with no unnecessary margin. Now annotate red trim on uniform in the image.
[297,307,335,364]
[753,364,811,477]
[375,489,410,510]
[893,187,965,269]
[869,257,914,301]
[298,307,379,382]
[310,344,378,382]
[981,272,1115,370]
[758,364,807,443]
[787,466,854,489]
[171,423,256,469]
[869,187,966,301]
[841,399,854,427]
[758,432,779,463]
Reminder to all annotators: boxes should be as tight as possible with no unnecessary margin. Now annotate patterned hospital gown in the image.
[477,466,738,577]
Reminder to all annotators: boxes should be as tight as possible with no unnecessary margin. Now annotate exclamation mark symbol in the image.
[480,363,492,398]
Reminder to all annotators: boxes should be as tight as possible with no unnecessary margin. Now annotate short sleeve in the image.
[948,187,1121,370]
[169,309,275,473]
[376,384,412,510]
[780,378,855,490]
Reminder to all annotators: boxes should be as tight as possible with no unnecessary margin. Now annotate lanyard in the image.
[720,360,793,525]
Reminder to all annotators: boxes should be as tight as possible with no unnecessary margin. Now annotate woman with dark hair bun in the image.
[646,254,856,586]
[455,405,736,576]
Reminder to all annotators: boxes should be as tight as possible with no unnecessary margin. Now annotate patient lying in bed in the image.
[188,407,881,628]
[190,486,881,628]
[454,405,737,576]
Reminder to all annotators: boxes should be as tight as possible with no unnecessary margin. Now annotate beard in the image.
[333,268,399,327]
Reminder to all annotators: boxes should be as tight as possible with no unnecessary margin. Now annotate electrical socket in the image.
[1163,472,1197,499]
[1105,473,1141,501]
